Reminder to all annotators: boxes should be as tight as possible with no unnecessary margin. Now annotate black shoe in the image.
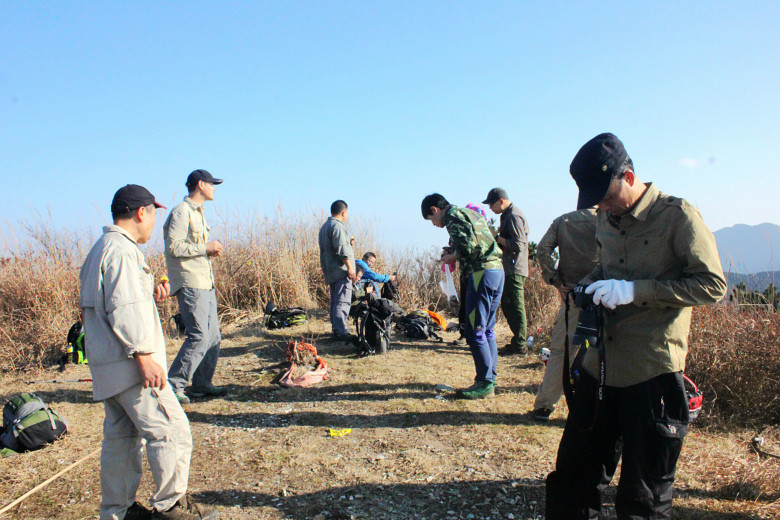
[125,501,153,520]
[532,408,553,422]
[331,332,352,342]
[498,344,527,357]
[189,384,227,398]
[152,494,218,519]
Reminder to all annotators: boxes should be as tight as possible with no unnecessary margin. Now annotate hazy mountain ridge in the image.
[713,222,780,276]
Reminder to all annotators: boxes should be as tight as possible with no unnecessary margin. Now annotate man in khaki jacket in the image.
[81,184,217,520]
[164,170,225,404]
[532,208,598,421]
[546,133,727,519]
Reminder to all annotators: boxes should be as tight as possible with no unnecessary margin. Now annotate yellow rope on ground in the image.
[0,447,101,517]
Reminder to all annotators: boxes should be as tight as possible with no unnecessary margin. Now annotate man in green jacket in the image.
[422,193,504,399]
[484,188,530,356]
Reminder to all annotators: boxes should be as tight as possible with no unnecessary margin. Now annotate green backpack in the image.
[1,393,68,457]
[66,320,88,364]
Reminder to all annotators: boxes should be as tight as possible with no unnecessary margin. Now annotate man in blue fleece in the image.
[355,252,396,294]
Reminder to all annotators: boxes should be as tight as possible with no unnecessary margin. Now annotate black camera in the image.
[571,285,602,347]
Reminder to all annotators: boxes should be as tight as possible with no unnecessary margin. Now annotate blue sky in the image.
[2,2,779,251]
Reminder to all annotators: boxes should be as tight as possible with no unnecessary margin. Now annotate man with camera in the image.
[546,133,727,519]
[532,207,598,422]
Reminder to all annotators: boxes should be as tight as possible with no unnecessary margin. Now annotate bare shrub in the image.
[687,304,780,427]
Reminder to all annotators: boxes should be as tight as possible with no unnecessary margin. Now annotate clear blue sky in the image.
[2,2,779,251]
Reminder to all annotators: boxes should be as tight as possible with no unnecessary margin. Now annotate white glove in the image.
[585,280,635,309]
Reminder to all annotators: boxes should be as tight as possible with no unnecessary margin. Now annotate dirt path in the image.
[1,318,777,519]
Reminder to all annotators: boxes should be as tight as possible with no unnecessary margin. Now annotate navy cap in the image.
[570,133,629,209]
[111,184,165,217]
[483,187,508,205]
[186,169,223,188]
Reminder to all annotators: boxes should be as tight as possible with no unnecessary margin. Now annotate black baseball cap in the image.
[483,187,508,205]
[570,133,629,210]
[186,169,223,188]
[111,184,166,217]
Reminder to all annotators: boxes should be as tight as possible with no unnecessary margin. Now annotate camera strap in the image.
[562,297,606,431]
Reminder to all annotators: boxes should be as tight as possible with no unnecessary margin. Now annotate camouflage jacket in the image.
[443,206,502,274]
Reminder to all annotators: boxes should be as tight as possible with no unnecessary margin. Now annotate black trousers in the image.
[546,372,689,520]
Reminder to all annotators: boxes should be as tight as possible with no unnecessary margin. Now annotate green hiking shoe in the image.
[458,380,495,399]
[174,391,191,405]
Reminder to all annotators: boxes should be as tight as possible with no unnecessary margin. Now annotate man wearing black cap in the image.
[81,185,218,519]
[546,134,726,519]
[164,170,226,404]
[484,188,529,356]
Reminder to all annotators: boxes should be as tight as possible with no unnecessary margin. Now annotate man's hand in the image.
[206,240,223,257]
[350,236,355,247]
[347,265,358,282]
[585,280,635,309]
[440,253,457,265]
[153,281,170,303]
[134,353,166,389]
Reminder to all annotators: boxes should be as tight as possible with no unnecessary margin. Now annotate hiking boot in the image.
[331,332,352,342]
[152,494,218,520]
[450,336,466,346]
[174,391,190,405]
[498,344,527,357]
[124,501,152,520]
[532,407,553,422]
[189,384,227,398]
[458,380,495,399]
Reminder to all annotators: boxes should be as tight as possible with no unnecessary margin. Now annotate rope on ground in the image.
[0,446,101,517]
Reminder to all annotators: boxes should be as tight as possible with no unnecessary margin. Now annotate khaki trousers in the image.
[534,303,581,411]
[100,384,192,519]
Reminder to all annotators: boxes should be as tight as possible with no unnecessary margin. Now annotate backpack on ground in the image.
[397,311,443,342]
[381,279,400,301]
[352,293,403,357]
[66,320,88,364]
[1,393,68,456]
[264,301,307,329]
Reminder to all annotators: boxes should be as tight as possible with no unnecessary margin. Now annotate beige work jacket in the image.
[163,197,215,294]
[80,226,167,401]
[537,208,599,290]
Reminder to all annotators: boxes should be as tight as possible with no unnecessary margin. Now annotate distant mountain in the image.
[724,271,780,292]
[713,223,780,274]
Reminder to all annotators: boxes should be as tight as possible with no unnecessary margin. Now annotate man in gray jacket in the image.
[81,184,216,520]
[164,170,225,404]
[485,188,530,355]
[318,200,357,340]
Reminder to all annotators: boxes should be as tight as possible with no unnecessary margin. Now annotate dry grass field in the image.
[1,314,778,520]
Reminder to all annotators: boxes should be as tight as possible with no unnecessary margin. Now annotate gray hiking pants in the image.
[100,384,192,519]
[329,277,352,335]
[168,288,221,393]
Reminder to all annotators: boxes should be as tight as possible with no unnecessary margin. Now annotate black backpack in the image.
[1,393,68,456]
[381,279,400,301]
[352,293,402,357]
[264,301,307,329]
[397,312,443,342]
